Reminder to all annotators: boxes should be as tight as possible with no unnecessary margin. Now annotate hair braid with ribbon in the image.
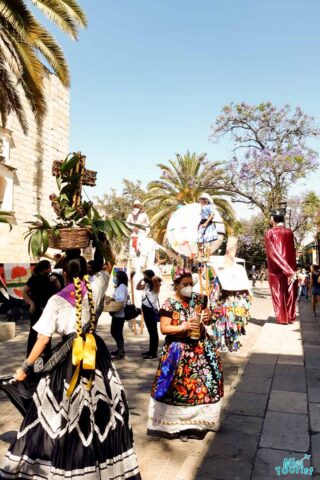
[66,276,97,398]
[74,277,83,336]
[83,274,97,333]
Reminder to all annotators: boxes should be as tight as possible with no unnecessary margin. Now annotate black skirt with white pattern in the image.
[0,335,141,480]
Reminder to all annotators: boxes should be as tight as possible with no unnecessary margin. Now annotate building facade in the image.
[0,74,69,263]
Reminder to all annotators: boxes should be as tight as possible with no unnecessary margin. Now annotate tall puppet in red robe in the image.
[265,209,297,324]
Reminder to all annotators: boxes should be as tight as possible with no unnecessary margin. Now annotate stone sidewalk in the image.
[0,282,318,479]
[196,296,319,480]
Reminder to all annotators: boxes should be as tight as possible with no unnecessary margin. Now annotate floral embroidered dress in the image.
[211,297,241,353]
[147,293,223,437]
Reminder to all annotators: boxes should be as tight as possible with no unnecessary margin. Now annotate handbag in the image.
[104,296,124,313]
[124,302,141,320]
[144,295,160,322]
[124,295,141,320]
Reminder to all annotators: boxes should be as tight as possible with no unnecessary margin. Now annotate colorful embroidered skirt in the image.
[147,337,223,436]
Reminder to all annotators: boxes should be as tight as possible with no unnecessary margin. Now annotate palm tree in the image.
[0,0,87,133]
[145,151,235,243]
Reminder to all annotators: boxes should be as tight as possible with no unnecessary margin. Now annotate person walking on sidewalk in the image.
[22,260,61,359]
[265,208,297,324]
[251,265,258,287]
[110,270,129,360]
[0,256,141,480]
[297,268,309,302]
[136,270,161,360]
[147,268,223,442]
[310,264,320,316]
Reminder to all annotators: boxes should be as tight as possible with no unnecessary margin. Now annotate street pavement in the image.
[0,280,319,479]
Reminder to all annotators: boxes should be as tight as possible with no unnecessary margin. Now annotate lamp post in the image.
[278,199,288,214]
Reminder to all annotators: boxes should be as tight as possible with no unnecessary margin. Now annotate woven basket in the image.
[48,227,90,250]
[104,296,125,313]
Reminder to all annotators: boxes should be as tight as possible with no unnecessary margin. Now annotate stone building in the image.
[0,73,69,263]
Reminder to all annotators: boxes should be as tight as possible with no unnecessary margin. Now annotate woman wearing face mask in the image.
[136,269,161,360]
[147,268,223,442]
[110,271,129,360]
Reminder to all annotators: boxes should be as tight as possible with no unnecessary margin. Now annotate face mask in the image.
[180,286,193,297]
[132,208,140,215]
[113,278,118,286]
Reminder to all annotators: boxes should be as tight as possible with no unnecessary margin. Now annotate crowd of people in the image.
[0,249,230,479]
[1,198,319,480]
[297,264,320,316]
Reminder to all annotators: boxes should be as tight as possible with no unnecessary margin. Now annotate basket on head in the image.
[48,227,90,250]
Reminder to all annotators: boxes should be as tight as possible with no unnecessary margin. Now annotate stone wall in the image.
[0,74,69,262]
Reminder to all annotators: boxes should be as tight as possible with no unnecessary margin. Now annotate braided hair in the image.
[62,257,97,333]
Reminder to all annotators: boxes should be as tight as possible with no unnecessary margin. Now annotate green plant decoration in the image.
[25,152,130,260]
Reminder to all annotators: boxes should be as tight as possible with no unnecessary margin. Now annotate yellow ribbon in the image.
[82,333,97,370]
[66,334,97,398]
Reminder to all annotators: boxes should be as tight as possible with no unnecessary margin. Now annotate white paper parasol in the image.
[166,203,225,257]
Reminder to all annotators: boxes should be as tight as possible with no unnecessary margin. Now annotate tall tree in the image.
[95,180,146,222]
[287,192,320,247]
[236,192,320,267]
[236,215,268,268]
[0,0,87,132]
[210,102,320,215]
[144,151,235,243]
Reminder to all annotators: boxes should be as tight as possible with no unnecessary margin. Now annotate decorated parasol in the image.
[166,203,225,257]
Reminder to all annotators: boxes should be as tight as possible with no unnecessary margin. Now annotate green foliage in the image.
[25,153,130,260]
[95,180,146,222]
[287,192,320,247]
[237,215,268,267]
[0,0,87,132]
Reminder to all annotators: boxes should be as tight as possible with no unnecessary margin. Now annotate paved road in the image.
[1,281,318,479]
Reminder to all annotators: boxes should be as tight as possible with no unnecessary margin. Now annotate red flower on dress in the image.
[176,385,188,396]
[184,378,197,391]
[194,345,204,355]
[183,365,191,375]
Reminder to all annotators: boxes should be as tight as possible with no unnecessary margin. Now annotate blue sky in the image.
[59,0,320,216]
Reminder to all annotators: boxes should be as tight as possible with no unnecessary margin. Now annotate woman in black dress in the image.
[0,256,141,480]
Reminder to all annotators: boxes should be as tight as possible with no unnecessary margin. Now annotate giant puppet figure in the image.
[265,208,297,324]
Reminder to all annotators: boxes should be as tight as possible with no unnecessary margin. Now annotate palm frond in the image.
[8,32,46,121]
[0,50,27,132]
[31,0,87,39]
[34,25,70,86]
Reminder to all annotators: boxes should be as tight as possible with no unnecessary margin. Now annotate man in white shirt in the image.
[126,201,151,270]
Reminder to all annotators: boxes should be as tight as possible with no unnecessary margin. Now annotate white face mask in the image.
[132,208,140,215]
[180,286,193,297]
